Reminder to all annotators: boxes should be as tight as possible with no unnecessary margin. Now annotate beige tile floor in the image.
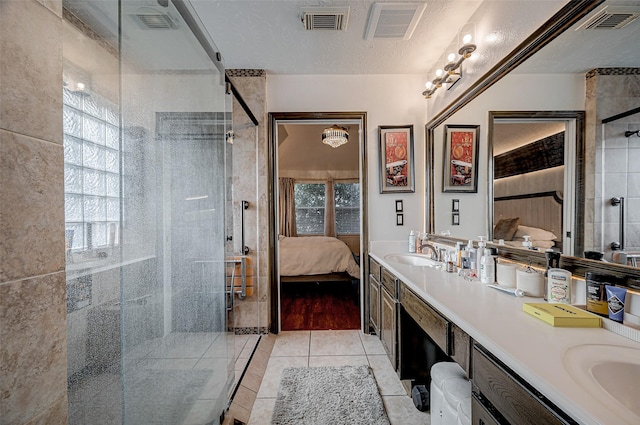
[246,330,430,425]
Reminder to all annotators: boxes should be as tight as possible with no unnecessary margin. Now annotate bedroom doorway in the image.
[268,112,368,333]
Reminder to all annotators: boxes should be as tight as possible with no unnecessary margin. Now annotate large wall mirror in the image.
[426,0,640,271]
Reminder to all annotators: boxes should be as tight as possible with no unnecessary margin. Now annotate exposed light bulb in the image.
[425,81,433,89]
[462,33,473,44]
[447,52,456,63]
[435,69,443,77]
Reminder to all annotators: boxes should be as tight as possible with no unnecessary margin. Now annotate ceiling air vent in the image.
[365,2,426,40]
[576,6,640,30]
[132,7,179,30]
[301,6,350,31]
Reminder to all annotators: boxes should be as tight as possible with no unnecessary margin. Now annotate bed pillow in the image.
[493,217,520,241]
[514,225,557,241]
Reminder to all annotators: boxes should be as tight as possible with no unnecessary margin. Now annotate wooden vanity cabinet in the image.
[397,280,472,396]
[380,268,399,369]
[368,257,381,335]
[472,344,577,425]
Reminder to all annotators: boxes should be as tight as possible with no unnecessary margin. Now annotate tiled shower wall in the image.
[585,68,640,257]
[0,0,68,423]
[228,70,269,334]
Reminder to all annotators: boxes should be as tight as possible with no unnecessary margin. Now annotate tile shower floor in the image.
[243,330,430,425]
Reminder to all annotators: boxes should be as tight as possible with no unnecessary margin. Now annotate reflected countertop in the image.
[370,240,640,425]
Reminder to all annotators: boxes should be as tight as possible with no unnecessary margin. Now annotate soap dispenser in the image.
[522,235,533,250]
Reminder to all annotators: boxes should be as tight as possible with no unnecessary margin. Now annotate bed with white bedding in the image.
[278,236,360,281]
[493,191,562,251]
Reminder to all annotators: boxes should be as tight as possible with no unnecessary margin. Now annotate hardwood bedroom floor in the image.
[280,281,360,331]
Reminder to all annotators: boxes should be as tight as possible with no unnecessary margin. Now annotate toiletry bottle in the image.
[467,239,477,275]
[476,236,487,275]
[446,251,456,273]
[480,248,495,284]
[455,242,463,268]
[409,230,417,253]
[461,247,471,269]
[522,235,533,249]
[543,249,561,301]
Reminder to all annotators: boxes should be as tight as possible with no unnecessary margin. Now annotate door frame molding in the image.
[267,112,368,334]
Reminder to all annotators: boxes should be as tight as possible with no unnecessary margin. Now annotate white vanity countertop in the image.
[370,241,640,425]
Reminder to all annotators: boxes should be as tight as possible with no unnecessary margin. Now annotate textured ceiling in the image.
[191,0,485,75]
[191,0,640,80]
[63,0,640,78]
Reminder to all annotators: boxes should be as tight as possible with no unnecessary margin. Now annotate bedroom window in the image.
[294,182,360,235]
[295,183,325,234]
[335,182,360,234]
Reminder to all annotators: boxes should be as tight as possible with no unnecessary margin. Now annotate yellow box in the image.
[523,303,602,328]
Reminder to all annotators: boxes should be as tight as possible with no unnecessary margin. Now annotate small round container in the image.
[516,267,545,297]
[496,262,518,288]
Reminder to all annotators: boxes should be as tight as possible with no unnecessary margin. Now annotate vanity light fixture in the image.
[322,125,349,148]
[423,23,477,99]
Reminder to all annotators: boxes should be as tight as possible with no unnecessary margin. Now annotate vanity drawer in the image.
[369,257,382,282]
[381,268,398,298]
[472,345,574,425]
[399,283,449,354]
[451,322,471,376]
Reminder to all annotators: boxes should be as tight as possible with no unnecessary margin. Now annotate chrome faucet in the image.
[418,243,439,260]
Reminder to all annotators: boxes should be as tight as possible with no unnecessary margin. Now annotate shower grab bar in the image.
[241,200,250,255]
[611,197,625,251]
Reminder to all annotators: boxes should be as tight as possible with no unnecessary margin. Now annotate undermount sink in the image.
[563,344,640,422]
[384,253,439,267]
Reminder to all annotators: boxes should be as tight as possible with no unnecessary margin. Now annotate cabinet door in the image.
[369,275,381,334]
[380,286,397,369]
[472,345,574,425]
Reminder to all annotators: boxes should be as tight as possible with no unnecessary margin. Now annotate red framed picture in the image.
[443,124,480,193]
[379,125,414,193]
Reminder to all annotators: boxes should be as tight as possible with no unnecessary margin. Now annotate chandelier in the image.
[322,125,349,148]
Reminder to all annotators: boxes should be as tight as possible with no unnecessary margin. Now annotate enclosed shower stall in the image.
[586,69,640,266]
[598,108,640,266]
[63,1,258,423]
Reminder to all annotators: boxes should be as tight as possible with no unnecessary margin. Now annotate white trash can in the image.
[430,362,467,425]
[442,378,471,425]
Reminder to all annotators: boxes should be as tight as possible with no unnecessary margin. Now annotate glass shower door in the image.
[119,1,232,423]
